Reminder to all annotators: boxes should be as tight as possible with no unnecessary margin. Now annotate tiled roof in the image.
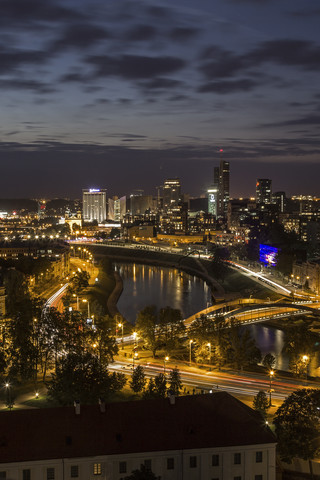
[0,392,276,464]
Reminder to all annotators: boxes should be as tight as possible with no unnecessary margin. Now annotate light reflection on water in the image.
[115,263,211,324]
[115,263,319,375]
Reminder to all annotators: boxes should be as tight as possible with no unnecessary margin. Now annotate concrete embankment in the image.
[106,270,124,318]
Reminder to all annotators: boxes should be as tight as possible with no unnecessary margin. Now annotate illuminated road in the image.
[43,283,69,313]
[109,359,310,401]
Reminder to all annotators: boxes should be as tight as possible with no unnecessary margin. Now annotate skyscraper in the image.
[162,178,181,211]
[256,179,272,205]
[218,160,230,216]
[207,186,218,216]
[82,188,107,223]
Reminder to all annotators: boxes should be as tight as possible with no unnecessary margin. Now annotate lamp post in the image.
[302,355,309,382]
[132,352,138,370]
[5,382,13,410]
[269,369,274,407]
[207,342,211,363]
[164,356,169,374]
[73,294,79,310]
[82,299,90,318]
[118,323,124,348]
[189,340,193,366]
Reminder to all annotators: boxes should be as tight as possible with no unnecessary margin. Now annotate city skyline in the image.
[1,0,320,198]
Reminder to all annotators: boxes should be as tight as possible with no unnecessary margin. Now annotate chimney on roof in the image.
[169,394,176,405]
[99,398,106,413]
[74,400,80,415]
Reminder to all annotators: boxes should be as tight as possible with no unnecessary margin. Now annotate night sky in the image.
[1,0,320,199]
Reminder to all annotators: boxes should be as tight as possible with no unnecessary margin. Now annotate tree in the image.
[130,365,146,393]
[154,373,167,398]
[274,388,320,478]
[262,353,276,370]
[158,307,185,353]
[46,351,126,405]
[224,325,261,370]
[253,391,269,418]
[124,464,159,480]
[283,322,315,376]
[168,367,182,396]
[136,306,160,358]
[68,270,90,296]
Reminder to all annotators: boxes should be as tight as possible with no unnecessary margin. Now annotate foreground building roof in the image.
[0,392,275,465]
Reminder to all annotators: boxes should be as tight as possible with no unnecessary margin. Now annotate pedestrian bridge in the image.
[185,298,320,327]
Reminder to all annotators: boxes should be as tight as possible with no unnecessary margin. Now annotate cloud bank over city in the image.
[1,0,320,198]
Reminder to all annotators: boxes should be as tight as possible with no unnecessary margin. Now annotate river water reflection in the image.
[116,263,212,322]
[116,262,319,374]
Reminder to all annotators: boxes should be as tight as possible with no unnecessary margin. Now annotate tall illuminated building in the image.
[162,178,181,211]
[256,179,272,205]
[207,187,218,216]
[218,159,230,217]
[82,188,107,223]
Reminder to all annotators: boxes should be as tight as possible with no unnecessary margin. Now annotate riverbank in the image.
[90,244,275,303]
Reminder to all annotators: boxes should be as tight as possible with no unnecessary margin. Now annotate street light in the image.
[302,355,309,381]
[132,351,138,369]
[269,370,274,407]
[189,340,193,366]
[207,342,211,363]
[118,323,124,348]
[5,382,13,410]
[164,356,169,374]
[73,294,79,310]
[82,299,90,317]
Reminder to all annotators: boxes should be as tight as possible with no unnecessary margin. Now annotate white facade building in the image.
[0,393,276,480]
[82,189,107,223]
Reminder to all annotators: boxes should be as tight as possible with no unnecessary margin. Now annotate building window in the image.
[255,476,263,480]
[189,456,197,468]
[167,458,174,470]
[47,468,55,480]
[256,451,263,463]
[23,470,31,480]
[212,454,219,466]
[234,477,242,480]
[144,460,151,472]
[119,462,127,474]
[0,473,6,480]
[93,464,102,475]
[234,453,241,465]
[70,466,79,478]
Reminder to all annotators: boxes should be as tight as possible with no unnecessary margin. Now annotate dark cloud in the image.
[139,77,183,90]
[124,25,157,41]
[247,39,320,71]
[87,54,186,79]
[199,39,320,84]
[0,0,84,27]
[198,79,257,94]
[59,72,90,83]
[0,49,48,74]
[262,114,320,127]
[169,27,200,42]
[50,24,111,52]
[0,78,56,94]
[168,95,188,102]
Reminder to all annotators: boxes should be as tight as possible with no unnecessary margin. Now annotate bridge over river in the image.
[185,298,320,327]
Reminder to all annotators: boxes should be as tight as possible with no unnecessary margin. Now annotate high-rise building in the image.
[207,187,218,216]
[82,188,107,223]
[218,160,230,217]
[256,179,272,205]
[162,179,181,211]
[108,196,126,221]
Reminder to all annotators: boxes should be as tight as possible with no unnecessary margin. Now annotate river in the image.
[115,262,319,375]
